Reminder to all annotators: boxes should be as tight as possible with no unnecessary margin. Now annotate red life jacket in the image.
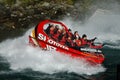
[75,39,82,46]
[50,28,54,35]
[81,38,87,46]
[52,30,61,41]
[59,35,66,45]
[66,38,75,47]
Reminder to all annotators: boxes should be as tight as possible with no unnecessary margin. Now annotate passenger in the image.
[71,36,82,50]
[45,24,53,35]
[81,34,88,47]
[75,37,82,47]
[73,31,81,40]
[49,25,55,37]
[67,29,74,40]
[53,25,59,34]
[81,34,102,49]
[59,30,67,45]
[66,36,75,48]
[52,28,62,41]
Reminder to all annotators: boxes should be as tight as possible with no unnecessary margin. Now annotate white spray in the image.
[0,27,105,75]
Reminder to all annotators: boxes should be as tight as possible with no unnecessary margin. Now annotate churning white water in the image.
[0,28,105,75]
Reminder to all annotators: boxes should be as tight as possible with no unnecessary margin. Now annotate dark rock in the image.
[0,0,85,31]
[0,4,11,21]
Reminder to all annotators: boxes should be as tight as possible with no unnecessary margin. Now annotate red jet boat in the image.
[29,20,105,64]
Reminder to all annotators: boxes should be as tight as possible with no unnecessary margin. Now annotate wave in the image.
[104,44,120,49]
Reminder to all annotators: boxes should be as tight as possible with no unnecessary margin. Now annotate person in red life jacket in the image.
[73,36,82,50]
[81,34,89,47]
[53,25,59,34]
[59,30,67,45]
[66,36,75,48]
[81,34,96,46]
[49,25,55,37]
[52,28,62,41]
[67,29,74,40]
[73,31,81,40]
[75,37,82,47]
[81,34,103,49]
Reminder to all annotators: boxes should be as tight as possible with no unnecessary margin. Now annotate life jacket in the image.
[66,38,75,47]
[49,27,55,35]
[52,30,61,41]
[75,39,82,46]
[81,38,87,46]
[59,35,66,45]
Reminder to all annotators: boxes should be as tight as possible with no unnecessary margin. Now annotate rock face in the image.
[0,0,100,31]
[0,1,76,30]
[0,4,11,29]
[1,0,119,31]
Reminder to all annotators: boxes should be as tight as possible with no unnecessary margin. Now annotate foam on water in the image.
[0,28,105,75]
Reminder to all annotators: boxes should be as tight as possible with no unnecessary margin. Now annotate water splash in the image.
[0,28,105,75]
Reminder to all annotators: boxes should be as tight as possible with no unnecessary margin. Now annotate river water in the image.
[0,13,120,80]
